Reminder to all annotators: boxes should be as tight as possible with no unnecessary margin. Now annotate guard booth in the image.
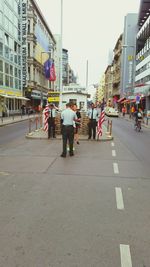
[47,91,60,107]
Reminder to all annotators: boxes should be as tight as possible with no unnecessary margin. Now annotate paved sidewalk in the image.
[0,114,38,127]
[26,124,113,142]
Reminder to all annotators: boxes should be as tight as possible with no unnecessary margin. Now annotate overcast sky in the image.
[36,0,140,87]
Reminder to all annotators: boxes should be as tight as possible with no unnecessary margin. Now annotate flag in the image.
[44,59,51,79]
[50,62,56,81]
[43,104,49,132]
[97,108,105,137]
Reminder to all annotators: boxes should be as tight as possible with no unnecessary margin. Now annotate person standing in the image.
[48,103,57,139]
[87,103,99,140]
[61,102,77,157]
[73,104,81,144]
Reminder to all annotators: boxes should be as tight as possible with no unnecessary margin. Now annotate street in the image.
[0,118,150,267]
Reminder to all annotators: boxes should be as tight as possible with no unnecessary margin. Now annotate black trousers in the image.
[62,125,74,155]
[88,119,97,139]
[48,118,55,138]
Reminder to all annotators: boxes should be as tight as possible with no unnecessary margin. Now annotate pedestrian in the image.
[73,104,81,145]
[87,103,99,140]
[47,103,57,139]
[122,106,126,117]
[60,102,77,157]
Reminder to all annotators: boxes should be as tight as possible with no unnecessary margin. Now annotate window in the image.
[0,73,3,85]
[0,60,3,72]
[5,46,9,59]
[10,65,13,75]
[28,43,30,57]
[5,74,9,86]
[5,33,9,46]
[5,63,9,74]
[10,76,13,88]
[28,20,30,34]
[15,68,18,77]
[0,42,3,55]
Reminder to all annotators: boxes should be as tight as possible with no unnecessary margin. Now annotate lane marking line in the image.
[111,142,115,147]
[112,150,116,157]
[120,244,132,267]
[113,162,119,174]
[115,187,124,210]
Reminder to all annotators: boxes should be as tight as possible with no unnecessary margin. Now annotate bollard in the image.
[107,119,110,132]
[109,120,112,136]
[29,119,31,133]
[35,116,38,130]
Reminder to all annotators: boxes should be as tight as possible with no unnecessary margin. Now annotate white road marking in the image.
[111,142,115,147]
[115,187,124,210]
[120,244,132,267]
[113,162,119,174]
[112,150,116,157]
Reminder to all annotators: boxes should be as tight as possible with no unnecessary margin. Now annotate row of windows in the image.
[136,75,150,85]
[4,0,18,15]
[0,72,21,89]
[136,60,150,76]
[0,60,21,79]
[0,43,21,65]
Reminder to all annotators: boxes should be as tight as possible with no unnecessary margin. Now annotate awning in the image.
[16,96,30,101]
[0,94,29,100]
[117,97,126,103]
[0,94,16,99]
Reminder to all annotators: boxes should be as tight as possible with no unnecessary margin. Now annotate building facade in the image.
[135,0,150,111]
[24,0,56,109]
[120,13,138,99]
[0,0,23,116]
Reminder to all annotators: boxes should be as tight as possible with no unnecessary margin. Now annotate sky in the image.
[36,0,141,87]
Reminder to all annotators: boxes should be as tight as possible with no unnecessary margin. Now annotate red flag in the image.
[97,109,105,136]
[50,62,56,81]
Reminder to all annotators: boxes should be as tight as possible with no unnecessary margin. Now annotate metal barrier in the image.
[28,114,42,133]
[106,119,112,137]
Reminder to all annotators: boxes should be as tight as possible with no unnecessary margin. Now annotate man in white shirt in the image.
[60,102,77,157]
[87,103,99,140]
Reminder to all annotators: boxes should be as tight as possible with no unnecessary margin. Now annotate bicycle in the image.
[134,119,142,132]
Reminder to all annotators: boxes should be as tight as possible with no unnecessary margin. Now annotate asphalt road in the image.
[0,119,150,267]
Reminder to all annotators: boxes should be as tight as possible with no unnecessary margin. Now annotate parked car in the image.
[104,107,119,117]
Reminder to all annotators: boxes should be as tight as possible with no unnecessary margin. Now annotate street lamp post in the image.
[59,0,63,110]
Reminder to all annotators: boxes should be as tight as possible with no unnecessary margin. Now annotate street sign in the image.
[136,95,140,104]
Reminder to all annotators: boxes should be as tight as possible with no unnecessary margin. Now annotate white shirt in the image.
[61,108,77,125]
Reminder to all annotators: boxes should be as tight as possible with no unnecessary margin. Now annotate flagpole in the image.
[59,0,63,110]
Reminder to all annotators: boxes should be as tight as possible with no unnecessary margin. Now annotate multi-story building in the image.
[120,13,138,99]
[104,64,113,105]
[62,48,69,86]
[112,34,122,103]
[135,0,150,111]
[0,0,24,116]
[24,0,56,109]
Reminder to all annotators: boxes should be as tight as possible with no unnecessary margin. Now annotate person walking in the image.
[73,104,81,144]
[47,103,57,139]
[60,102,77,157]
[87,103,99,140]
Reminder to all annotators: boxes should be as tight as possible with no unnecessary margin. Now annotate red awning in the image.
[131,99,136,103]
[117,97,126,103]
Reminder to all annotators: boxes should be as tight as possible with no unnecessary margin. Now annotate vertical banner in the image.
[21,0,27,89]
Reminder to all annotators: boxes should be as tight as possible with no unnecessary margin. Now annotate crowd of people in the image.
[45,102,104,158]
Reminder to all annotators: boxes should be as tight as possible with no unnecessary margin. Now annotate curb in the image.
[25,130,113,142]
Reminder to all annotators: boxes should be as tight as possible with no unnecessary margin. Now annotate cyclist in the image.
[134,108,143,130]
